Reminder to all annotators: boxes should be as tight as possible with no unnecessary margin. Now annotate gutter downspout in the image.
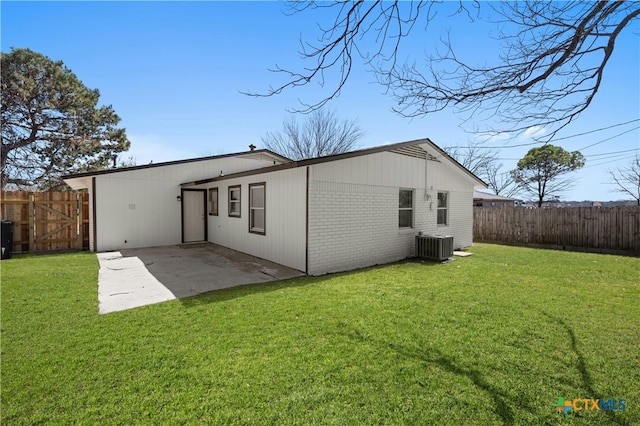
[92,177,97,252]
[305,166,309,275]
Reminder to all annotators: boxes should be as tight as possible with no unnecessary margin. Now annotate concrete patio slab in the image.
[453,251,473,257]
[97,252,176,314]
[97,243,304,314]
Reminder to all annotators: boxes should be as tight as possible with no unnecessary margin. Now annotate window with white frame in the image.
[208,187,218,216]
[437,191,448,225]
[228,185,241,217]
[399,189,413,228]
[249,183,265,234]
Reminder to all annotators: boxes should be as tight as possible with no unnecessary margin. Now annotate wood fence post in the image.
[77,193,83,250]
[28,193,35,252]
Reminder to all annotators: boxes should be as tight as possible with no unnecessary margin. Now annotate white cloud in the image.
[519,126,546,140]
[472,126,548,144]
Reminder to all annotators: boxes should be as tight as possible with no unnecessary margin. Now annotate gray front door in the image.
[182,189,206,243]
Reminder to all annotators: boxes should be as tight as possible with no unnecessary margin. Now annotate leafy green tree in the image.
[511,145,585,207]
[1,48,130,189]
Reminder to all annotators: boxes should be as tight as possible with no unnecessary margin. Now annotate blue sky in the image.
[2,1,639,201]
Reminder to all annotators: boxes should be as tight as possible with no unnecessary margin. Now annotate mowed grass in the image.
[1,244,638,425]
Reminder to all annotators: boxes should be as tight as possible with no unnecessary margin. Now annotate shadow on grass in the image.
[340,325,532,425]
[177,274,324,307]
[177,259,442,308]
[385,342,526,425]
[542,312,631,426]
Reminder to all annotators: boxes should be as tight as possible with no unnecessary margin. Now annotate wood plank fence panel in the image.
[1,191,89,254]
[474,206,640,255]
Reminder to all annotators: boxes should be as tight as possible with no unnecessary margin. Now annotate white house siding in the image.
[424,158,476,249]
[92,155,283,251]
[445,190,474,248]
[307,181,417,275]
[201,167,307,272]
[88,180,95,251]
[306,148,476,275]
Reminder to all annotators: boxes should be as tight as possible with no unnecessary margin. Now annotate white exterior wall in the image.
[93,155,283,251]
[88,181,95,251]
[199,167,307,272]
[424,157,475,249]
[445,189,474,248]
[307,181,416,275]
[307,148,476,275]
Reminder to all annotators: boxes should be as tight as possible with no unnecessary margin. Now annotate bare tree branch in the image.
[483,163,520,198]
[608,155,640,205]
[390,1,640,140]
[261,107,364,160]
[443,140,498,176]
[249,1,639,139]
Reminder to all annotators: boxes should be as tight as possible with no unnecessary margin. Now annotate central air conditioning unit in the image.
[415,235,454,261]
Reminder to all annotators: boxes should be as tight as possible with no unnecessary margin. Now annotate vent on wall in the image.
[415,235,454,261]
[390,145,440,161]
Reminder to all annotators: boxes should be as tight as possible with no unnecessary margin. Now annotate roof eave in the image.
[182,138,488,188]
[181,162,300,187]
[61,149,291,180]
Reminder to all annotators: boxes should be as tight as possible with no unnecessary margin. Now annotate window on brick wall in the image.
[249,183,265,234]
[437,191,448,225]
[399,189,413,228]
[229,185,241,217]
[208,187,218,216]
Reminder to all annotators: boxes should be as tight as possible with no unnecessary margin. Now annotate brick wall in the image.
[307,181,473,275]
[436,190,474,249]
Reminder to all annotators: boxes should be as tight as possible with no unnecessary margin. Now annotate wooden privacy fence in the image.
[473,206,640,255]
[1,191,89,253]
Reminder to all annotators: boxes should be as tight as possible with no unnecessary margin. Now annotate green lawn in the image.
[1,244,638,425]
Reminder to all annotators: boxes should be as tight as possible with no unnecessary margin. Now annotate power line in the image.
[551,118,640,142]
[446,139,542,150]
[582,154,637,169]
[445,118,640,150]
[577,127,640,151]
[586,148,640,158]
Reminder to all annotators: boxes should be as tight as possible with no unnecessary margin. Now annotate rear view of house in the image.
[64,138,487,275]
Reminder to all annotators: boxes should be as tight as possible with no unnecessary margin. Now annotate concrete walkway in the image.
[97,243,304,314]
[97,252,176,314]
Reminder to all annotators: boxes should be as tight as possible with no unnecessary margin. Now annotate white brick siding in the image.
[431,190,474,249]
[308,181,401,275]
[307,182,473,275]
